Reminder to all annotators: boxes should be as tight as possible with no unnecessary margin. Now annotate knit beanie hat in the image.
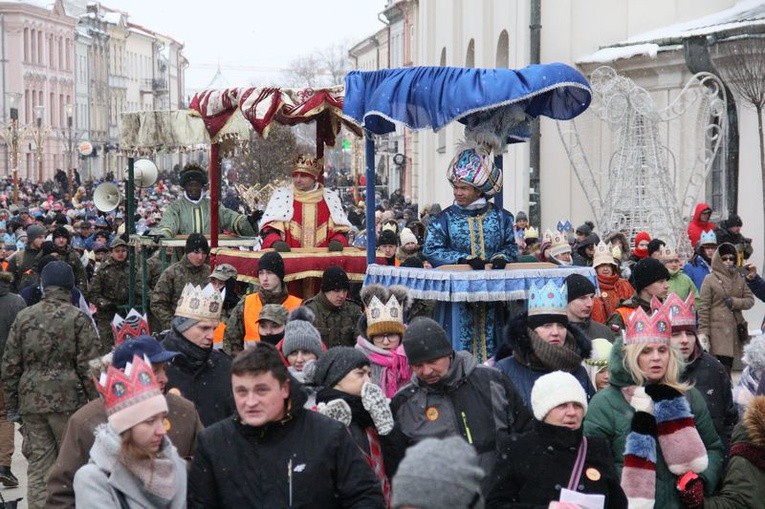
[515,210,528,222]
[399,227,418,247]
[308,346,369,388]
[726,214,743,228]
[282,307,324,358]
[52,225,70,240]
[321,266,350,293]
[391,436,485,509]
[378,229,399,247]
[632,231,651,259]
[402,317,453,365]
[530,371,588,421]
[400,256,424,268]
[26,224,46,244]
[258,251,285,281]
[184,233,209,254]
[566,273,596,302]
[631,257,670,293]
[41,260,75,290]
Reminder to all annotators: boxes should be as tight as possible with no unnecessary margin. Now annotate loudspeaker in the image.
[133,159,158,188]
[94,183,121,212]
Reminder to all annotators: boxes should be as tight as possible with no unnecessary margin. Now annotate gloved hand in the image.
[152,234,164,245]
[631,410,658,437]
[458,257,486,270]
[6,409,20,423]
[723,297,734,309]
[361,382,394,435]
[248,210,264,230]
[645,383,683,402]
[677,472,704,508]
[271,241,291,253]
[327,240,344,252]
[491,257,508,270]
[316,399,352,427]
[629,386,655,415]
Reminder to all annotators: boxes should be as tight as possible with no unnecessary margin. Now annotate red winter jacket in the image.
[688,202,716,248]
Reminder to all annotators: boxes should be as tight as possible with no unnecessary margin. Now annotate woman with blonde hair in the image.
[584,303,723,507]
[74,355,186,508]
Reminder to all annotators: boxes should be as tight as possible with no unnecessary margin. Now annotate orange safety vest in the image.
[243,293,303,347]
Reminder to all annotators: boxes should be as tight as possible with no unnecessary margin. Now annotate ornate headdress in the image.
[95,354,167,434]
[624,307,671,345]
[657,245,679,262]
[651,293,697,333]
[524,226,539,240]
[556,220,573,233]
[549,230,572,257]
[593,240,618,268]
[699,230,718,246]
[446,147,502,198]
[174,283,223,322]
[111,309,150,347]
[527,280,568,328]
[366,294,406,337]
[292,154,323,179]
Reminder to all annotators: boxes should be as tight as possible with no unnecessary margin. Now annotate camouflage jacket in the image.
[2,286,100,415]
[150,256,211,330]
[88,257,130,318]
[303,292,362,347]
[6,247,41,292]
[59,246,89,291]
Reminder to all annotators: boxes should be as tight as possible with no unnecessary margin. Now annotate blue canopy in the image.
[343,64,592,141]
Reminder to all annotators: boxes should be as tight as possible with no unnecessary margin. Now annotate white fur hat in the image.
[399,227,418,246]
[530,371,588,421]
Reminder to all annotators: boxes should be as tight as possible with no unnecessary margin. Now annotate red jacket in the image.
[688,202,716,248]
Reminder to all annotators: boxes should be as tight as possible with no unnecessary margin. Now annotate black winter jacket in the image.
[161,328,235,427]
[486,420,627,508]
[188,380,385,509]
[387,351,532,487]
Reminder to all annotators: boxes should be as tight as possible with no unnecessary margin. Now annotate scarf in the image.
[357,337,412,398]
[123,451,179,503]
[519,328,583,372]
[259,283,289,305]
[596,271,621,292]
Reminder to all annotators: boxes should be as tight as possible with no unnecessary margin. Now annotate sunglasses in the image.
[721,255,736,262]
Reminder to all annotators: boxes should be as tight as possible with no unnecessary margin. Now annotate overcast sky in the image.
[105,0,387,92]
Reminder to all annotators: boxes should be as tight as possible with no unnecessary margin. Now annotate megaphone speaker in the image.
[133,159,159,188]
[94,183,121,212]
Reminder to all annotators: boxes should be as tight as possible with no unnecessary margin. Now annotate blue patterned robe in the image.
[423,202,518,361]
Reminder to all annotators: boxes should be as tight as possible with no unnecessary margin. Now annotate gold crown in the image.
[593,240,617,268]
[292,154,323,179]
[524,226,539,240]
[174,283,223,322]
[366,294,405,337]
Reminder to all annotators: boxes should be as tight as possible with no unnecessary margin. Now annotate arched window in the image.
[496,30,509,68]
[465,39,475,67]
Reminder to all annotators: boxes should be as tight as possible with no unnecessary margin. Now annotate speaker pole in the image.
[127,157,136,310]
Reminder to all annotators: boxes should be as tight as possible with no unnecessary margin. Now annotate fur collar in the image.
[744,396,765,447]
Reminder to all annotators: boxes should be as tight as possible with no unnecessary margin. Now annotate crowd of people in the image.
[0,150,765,509]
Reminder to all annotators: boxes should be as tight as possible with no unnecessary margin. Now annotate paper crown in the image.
[95,354,167,434]
[527,280,568,317]
[525,226,539,240]
[111,309,150,347]
[543,229,554,243]
[556,220,573,233]
[549,230,572,257]
[447,147,503,198]
[651,293,697,331]
[366,294,406,337]
[657,245,679,262]
[624,306,671,345]
[612,245,623,260]
[174,283,223,322]
[699,230,717,246]
[593,240,618,268]
[292,154,323,179]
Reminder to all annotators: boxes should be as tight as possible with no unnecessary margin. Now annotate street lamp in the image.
[31,104,50,183]
[0,92,23,203]
[64,103,75,191]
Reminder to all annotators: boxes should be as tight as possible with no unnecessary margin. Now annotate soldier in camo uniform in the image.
[137,245,173,332]
[51,225,88,291]
[88,237,130,353]
[151,233,211,331]
[1,261,100,509]
[6,224,46,292]
[303,266,361,347]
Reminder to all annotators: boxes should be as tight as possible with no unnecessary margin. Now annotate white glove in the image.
[630,386,654,415]
[316,399,352,427]
[361,382,394,435]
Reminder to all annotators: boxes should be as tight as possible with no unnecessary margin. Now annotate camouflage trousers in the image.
[0,383,14,465]
[21,412,72,509]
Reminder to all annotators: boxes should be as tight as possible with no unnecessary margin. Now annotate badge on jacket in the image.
[425,406,439,421]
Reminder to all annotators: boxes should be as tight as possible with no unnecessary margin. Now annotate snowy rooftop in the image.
[578,0,765,64]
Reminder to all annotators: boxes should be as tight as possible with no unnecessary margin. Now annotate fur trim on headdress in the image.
[387,285,411,312]
[361,284,389,308]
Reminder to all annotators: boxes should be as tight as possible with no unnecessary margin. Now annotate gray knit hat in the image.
[26,224,46,244]
[307,346,369,388]
[402,317,453,365]
[282,307,324,358]
[392,436,484,509]
[41,260,75,290]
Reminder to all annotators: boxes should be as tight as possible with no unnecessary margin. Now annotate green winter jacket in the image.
[704,397,765,509]
[583,336,724,508]
[668,269,699,300]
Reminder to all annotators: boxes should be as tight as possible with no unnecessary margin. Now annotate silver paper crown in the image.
[174,283,223,322]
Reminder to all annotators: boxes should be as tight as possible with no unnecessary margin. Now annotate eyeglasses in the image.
[721,255,736,262]
[374,334,396,343]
